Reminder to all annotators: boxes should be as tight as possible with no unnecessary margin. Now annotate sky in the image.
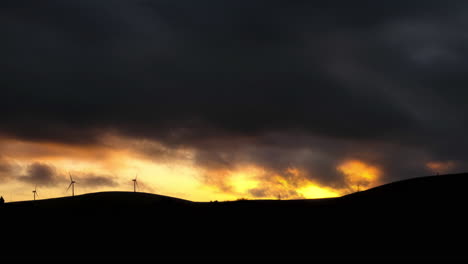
[1,0,467,202]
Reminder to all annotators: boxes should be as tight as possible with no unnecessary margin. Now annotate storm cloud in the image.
[2,1,468,193]
[17,162,118,188]
[0,157,16,182]
[79,173,119,187]
[19,162,62,186]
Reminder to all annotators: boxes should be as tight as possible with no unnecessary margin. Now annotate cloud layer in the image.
[18,162,118,188]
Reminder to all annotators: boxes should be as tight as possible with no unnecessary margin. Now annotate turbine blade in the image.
[69,173,73,182]
[36,192,39,198]
[66,182,73,192]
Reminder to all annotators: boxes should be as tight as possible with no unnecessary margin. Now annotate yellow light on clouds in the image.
[337,160,380,189]
[297,184,340,198]
[0,136,386,203]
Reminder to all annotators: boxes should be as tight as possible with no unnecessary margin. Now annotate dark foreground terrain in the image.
[2,173,468,261]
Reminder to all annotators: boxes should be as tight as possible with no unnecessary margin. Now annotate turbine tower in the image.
[67,173,76,196]
[32,185,39,201]
[132,174,139,192]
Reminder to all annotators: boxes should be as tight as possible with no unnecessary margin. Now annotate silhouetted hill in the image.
[4,191,192,210]
[344,172,468,201]
[2,173,468,261]
[340,173,468,218]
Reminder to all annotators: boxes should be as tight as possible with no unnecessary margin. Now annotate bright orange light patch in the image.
[337,160,380,190]
[228,167,263,194]
[286,167,300,177]
[297,183,340,198]
[201,166,342,200]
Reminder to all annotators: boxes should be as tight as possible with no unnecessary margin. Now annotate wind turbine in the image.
[67,173,76,197]
[32,185,39,201]
[132,174,139,192]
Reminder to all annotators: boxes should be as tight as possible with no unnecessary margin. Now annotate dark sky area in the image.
[1,1,468,193]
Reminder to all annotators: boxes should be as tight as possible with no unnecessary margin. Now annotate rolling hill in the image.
[1,173,468,260]
[344,172,468,201]
[3,191,192,210]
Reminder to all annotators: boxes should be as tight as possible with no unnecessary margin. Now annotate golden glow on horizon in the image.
[226,166,341,199]
[297,184,340,199]
[284,168,341,198]
[0,137,387,203]
[228,168,263,194]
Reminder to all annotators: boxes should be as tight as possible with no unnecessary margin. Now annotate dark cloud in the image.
[0,157,15,182]
[18,162,118,188]
[0,0,422,142]
[80,173,118,187]
[248,187,300,200]
[19,162,62,186]
[1,1,468,188]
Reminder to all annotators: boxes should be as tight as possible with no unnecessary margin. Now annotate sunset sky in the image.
[1,1,467,202]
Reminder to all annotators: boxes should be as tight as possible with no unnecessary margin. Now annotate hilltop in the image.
[3,191,192,210]
[344,172,468,201]
[2,173,468,260]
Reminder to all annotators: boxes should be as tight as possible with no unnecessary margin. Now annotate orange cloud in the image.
[337,160,381,191]
[0,135,378,202]
[201,165,342,200]
[0,137,122,163]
